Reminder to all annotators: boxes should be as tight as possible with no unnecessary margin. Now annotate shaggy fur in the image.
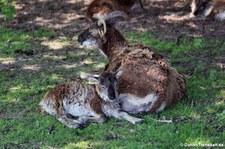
[78,21,186,114]
[40,72,144,128]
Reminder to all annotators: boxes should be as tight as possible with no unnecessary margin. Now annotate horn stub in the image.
[104,11,128,21]
[97,18,106,34]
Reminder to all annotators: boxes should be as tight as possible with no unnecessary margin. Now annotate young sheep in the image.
[78,11,186,114]
[87,0,143,21]
[39,71,144,128]
[192,0,225,21]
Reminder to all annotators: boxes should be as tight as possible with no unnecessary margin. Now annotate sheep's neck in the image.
[101,27,127,59]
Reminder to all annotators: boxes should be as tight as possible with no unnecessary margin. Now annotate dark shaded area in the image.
[0,0,225,40]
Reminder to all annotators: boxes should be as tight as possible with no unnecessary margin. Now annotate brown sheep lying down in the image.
[40,71,144,128]
[78,11,186,114]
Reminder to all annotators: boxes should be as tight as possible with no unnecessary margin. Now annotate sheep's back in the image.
[105,44,186,111]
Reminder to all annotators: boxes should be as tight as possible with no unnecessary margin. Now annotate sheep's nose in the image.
[108,87,116,101]
[109,94,116,101]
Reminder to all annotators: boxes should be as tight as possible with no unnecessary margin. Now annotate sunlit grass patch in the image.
[41,37,71,50]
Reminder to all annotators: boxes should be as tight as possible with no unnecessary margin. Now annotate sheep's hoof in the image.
[134,118,144,124]
[67,123,81,129]
[98,117,107,124]
[78,123,87,129]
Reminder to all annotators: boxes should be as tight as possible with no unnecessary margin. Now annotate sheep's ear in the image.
[104,11,128,26]
[79,72,100,84]
[87,77,99,84]
[79,72,99,79]
[114,70,123,79]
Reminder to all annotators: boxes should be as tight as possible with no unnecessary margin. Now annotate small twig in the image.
[185,53,208,62]
[149,117,173,123]
[191,100,194,107]
[154,119,173,123]
[57,59,73,65]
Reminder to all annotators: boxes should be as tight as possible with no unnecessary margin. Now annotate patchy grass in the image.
[0,26,224,148]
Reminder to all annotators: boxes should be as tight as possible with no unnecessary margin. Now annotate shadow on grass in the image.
[0,24,224,148]
[0,0,225,40]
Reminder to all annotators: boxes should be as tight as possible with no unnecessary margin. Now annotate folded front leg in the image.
[104,107,144,124]
[57,115,81,128]
[116,111,144,124]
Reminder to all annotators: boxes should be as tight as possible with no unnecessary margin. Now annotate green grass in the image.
[0,26,224,148]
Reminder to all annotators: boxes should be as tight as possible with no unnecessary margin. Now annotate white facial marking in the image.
[81,39,99,49]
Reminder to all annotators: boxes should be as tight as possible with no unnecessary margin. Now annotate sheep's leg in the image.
[77,114,107,124]
[57,114,106,128]
[110,110,144,124]
[57,114,81,128]
[56,106,89,128]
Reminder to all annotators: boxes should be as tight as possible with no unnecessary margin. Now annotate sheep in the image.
[192,0,225,21]
[39,71,144,128]
[78,11,186,114]
[87,0,143,21]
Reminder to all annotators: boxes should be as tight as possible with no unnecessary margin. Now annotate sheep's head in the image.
[80,71,122,102]
[78,11,127,49]
[77,18,107,49]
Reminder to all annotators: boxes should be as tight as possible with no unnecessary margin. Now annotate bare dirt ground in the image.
[1,0,225,40]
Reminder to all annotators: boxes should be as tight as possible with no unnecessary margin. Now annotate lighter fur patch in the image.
[156,101,166,112]
[119,93,158,106]
[63,99,95,117]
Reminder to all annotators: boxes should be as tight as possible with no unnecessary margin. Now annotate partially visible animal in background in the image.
[39,71,144,128]
[192,0,225,20]
[87,0,143,21]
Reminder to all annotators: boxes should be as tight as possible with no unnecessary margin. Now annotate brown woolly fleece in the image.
[100,25,186,113]
[42,82,105,116]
